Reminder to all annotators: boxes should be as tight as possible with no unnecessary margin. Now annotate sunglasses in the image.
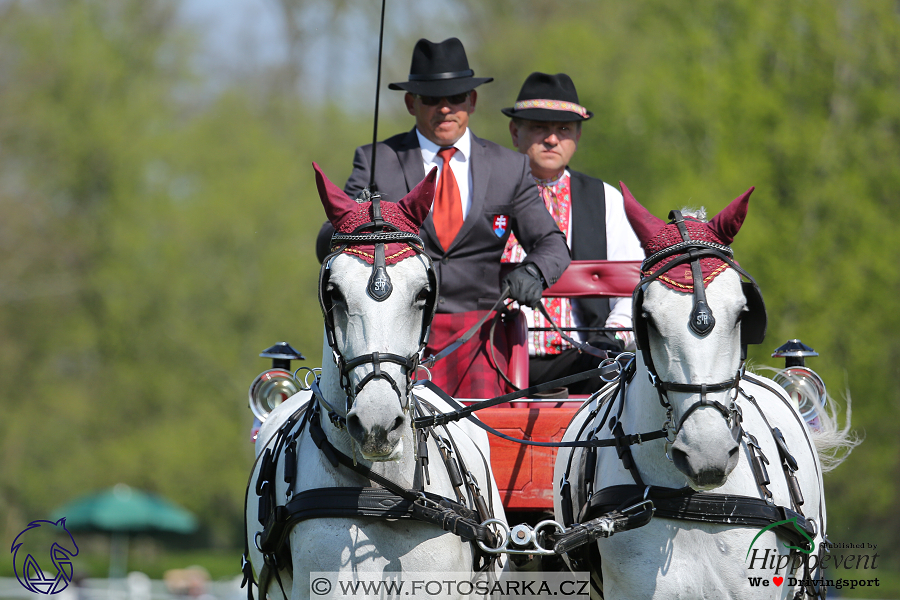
[417,93,470,106]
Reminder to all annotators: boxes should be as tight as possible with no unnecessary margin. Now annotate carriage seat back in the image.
[500,260,642,393]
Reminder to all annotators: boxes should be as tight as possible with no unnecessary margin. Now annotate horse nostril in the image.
[391,415,405,433]
[670,447,689,472]
[346,414,364,441]
[728,445,739,458]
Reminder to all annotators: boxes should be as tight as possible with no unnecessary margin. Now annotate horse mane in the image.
[679,206,708,221]
[748,365,861,473]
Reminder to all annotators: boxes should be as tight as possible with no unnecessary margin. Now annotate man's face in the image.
[509,119,581,180]
[405,90,477,147]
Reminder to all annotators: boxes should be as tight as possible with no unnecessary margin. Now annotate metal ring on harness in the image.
[475,518,565,557]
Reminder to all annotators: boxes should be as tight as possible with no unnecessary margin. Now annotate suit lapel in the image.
[395,128,438,246]
[396,128,425,192]
[448,131,489,252]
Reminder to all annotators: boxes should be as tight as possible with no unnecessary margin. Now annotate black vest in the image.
[568,171,611,343]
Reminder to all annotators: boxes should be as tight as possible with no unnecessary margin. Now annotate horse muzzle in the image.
[346,401,408,461]
[669,410,739,490]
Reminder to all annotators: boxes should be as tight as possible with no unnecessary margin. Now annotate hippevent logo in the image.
[746,518,815,559]
[745,520,882,592]
[744,518,814,589]
[10,518,79,594]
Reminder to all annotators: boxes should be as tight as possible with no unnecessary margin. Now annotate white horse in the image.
[245,165,505,600]
[554,185,853,600]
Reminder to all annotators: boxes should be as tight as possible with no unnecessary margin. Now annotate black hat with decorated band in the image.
[389,37,493,97]
[501,72,593,122]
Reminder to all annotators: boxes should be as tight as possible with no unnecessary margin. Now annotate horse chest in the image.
[597,525,781,600]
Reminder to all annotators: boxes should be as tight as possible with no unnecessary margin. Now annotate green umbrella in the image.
[52,483,198,534]
[51,484,198,577]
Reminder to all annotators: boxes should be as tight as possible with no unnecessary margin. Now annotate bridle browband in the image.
[318,189,438,416]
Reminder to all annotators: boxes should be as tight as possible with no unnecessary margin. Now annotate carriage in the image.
[241,171,847,600]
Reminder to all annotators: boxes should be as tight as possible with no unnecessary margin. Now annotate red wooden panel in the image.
[479,405,581,511]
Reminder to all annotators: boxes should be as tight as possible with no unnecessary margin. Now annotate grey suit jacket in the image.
[317,128,571,313]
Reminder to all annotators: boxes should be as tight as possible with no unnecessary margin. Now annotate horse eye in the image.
[327,285,345,304]
[415,287,430,304]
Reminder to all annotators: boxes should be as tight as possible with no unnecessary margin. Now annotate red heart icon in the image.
[773,577,784,586]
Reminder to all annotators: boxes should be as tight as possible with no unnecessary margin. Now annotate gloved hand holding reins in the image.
[502,263,545,308]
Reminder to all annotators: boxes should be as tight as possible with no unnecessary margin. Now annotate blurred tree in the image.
[0,0,376,549]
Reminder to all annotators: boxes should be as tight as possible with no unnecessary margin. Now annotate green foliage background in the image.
[1,0,897,594]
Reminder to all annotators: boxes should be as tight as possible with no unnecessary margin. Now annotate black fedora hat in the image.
[389,38,493,97]
[501,72,593,121]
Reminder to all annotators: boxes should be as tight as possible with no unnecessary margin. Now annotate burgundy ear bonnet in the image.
[621,182,754,291]
[314,162,437,265]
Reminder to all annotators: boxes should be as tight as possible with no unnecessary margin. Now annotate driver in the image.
[315,38,570,398]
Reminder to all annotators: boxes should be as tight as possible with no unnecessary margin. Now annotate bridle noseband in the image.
[318,190,439,417]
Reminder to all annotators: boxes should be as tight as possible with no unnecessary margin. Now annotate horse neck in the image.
[316,336,418,488]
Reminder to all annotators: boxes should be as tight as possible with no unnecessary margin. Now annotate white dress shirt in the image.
[415,128,474,219]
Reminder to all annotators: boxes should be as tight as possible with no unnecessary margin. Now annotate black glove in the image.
[503,263,545,308]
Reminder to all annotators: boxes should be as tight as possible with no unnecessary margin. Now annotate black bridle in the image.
[318,190,438,416]
[633,210,767,441]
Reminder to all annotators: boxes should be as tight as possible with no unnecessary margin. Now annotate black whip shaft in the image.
[368,0,387,192]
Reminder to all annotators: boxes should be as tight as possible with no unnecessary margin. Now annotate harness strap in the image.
[550,500,655,556]
[414,360,627,428]
[536,300,608,359]
[259,487,494,554]
[418,379,666,449]
[582,485,815,552]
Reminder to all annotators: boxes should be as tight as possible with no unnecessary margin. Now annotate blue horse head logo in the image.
[11,518,79,594]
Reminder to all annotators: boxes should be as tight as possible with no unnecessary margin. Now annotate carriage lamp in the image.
[771,339,827,430]
[249,342,305,424]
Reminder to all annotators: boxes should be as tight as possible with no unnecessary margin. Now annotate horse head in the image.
[624,183,766,489]
[314,164,437,461]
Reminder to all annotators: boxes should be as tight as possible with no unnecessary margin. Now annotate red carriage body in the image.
[479,260,641,513]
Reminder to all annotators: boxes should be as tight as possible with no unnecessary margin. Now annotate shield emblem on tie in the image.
[493,215,508,237]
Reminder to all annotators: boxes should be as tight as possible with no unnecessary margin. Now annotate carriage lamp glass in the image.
[249,369,301,422]
[773,366,827,430]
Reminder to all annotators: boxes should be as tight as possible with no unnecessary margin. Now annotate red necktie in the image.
[433,147,463,250]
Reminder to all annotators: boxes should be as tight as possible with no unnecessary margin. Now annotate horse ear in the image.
[313,162,358,229]
[621,181,666,251]
[397,166,437,227]
[707,187,754,245]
